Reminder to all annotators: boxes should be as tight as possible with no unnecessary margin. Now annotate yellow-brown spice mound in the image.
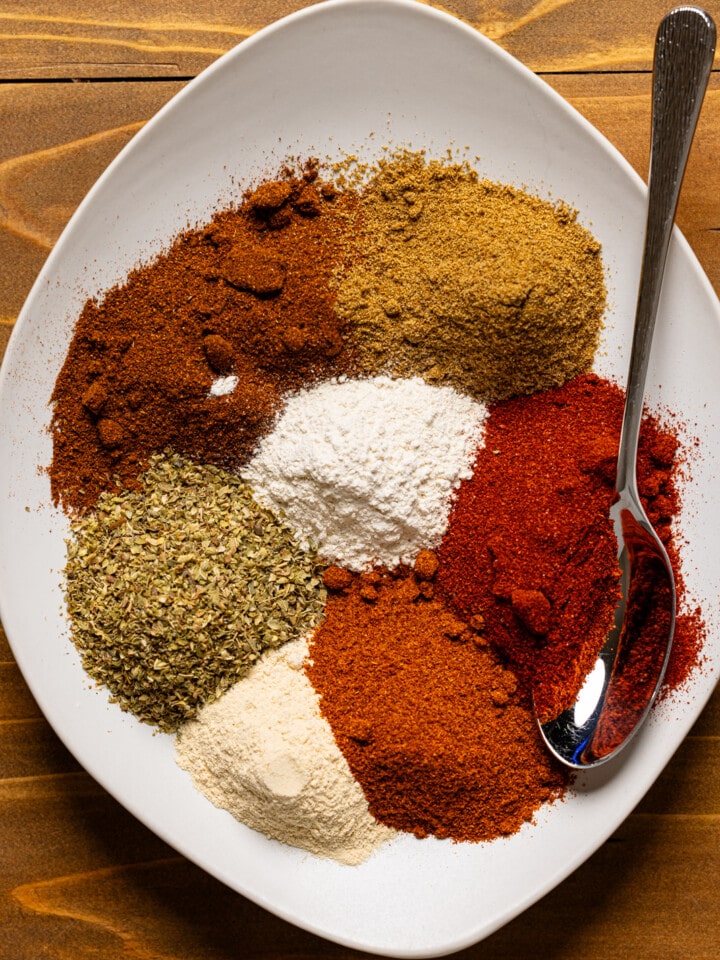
[335,151,607,400]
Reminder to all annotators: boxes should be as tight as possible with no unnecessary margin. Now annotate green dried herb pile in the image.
[64,451,326,731]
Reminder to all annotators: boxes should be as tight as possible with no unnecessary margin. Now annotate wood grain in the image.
[1,0,719,79]
[3,74,720,327]
[0,80,183,322]
[1,772,719,959]
[553,74,720,293]
[2,2,720,958]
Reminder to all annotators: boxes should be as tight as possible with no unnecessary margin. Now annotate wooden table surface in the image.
[2,2,720,957]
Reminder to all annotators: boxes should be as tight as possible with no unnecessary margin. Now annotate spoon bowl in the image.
[538,5,715,769]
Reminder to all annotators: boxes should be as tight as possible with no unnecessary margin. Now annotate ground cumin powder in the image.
[335,151,607,400]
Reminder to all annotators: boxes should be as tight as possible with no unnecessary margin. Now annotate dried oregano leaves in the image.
[64,451,326,732]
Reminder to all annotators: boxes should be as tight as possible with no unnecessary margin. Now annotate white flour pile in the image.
[175,637,394,865]
[242,375,487,570]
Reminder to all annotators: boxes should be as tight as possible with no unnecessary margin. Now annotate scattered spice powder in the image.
[307,562,569,841]
[64,451,326,732]
[335,150,607,400]
[50,161,360,514]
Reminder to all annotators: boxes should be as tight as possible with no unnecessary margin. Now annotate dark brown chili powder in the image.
[50,162,360,514]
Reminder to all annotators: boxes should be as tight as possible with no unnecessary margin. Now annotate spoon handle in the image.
[616,6,715,494]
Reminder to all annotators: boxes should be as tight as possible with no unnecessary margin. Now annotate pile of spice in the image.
[435,373,700,723]
[335,150,606,400]
[49,150,706,865]
[50,160,361,515]
[176,636,395,864]
[307,560,568,841]
[64,452,326,732]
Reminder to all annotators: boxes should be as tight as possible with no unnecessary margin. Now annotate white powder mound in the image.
[175,638,394,866]
[242,376,487,570]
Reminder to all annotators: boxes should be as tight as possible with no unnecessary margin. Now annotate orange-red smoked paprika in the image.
[307,565,569,842]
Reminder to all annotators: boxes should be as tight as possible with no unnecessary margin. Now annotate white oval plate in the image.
[1,0,719,955]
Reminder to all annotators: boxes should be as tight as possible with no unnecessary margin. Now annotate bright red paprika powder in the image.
[436,374,703,722]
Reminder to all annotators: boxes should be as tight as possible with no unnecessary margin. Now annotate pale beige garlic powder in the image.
[175,637,395,865]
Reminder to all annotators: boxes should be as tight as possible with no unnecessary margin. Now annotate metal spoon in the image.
[537,6,715,769]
